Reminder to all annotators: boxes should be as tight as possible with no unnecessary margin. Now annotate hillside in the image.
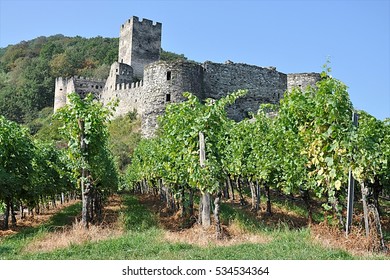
[0,35,187,125]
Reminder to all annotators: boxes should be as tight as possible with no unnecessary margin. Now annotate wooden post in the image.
[214,192,222,239]
[346,111,358,235]
[346,167,355,235]
[227,175,235,200]
[202,193,211,227]
[78,118,89,229]
[199,131,211,228]
[199,131,206,168]
[361,182,370,237]
[256,180,261,212]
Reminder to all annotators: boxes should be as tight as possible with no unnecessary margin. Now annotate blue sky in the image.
[0,0,389,120]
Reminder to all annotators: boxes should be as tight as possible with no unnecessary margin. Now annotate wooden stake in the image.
[346,111,358,235]
[199,131,211,228]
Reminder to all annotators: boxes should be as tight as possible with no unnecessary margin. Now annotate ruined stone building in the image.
[54,16,320,137]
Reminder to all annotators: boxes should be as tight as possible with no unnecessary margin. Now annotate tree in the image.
[0,115,34,228]
[55,93,118,227]
[382,119,390,192]
[108,114,141,172]
[301,72,353,225]
[159,90,246,230]
[0,85,24,123]
[352,111,387,243]
[273,86,314,221]
[274,68,354,224]
[160,49,188,62]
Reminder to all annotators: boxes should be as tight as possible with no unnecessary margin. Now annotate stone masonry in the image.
[54,16,321,138]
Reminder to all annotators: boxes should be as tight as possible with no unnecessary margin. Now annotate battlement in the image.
[121,16,162,30]
[55,77,65,83]
[74,76,104,83]
[118,16,162,79]
[115,80,143,90]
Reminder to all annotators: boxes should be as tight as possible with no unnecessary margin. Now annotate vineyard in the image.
[1,68,389,258]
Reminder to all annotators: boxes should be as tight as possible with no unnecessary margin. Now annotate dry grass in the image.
[22,195,125,253]
[0,229,17,238]
[23,219,123,253]
[0,200,80,238]
[310,219,389,257]
[164,221,271,247]
[136,194,271,247]
[3,192,389,258]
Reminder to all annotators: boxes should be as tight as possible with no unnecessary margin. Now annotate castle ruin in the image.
[54,16,321,138]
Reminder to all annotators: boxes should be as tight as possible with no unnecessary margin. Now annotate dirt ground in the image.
[0,200,79,238]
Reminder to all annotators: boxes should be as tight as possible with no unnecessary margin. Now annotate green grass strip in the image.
[2,195,388,260]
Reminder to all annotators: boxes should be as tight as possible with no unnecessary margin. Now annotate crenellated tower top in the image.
[118,16,162,80]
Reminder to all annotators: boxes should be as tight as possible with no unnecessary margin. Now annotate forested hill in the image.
[0,35,119,123]
[0,35,187,124]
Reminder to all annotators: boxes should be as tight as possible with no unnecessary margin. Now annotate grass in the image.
[1,194,388,260]
[15,226,355,260]
[0,202,81,259]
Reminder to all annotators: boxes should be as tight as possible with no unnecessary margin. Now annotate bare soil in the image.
[139,194,271,247]
[0,195,124,253]
[0,200,79,238]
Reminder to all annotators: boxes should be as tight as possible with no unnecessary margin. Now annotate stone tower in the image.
[118,16,162,80]
[54,77,69,112]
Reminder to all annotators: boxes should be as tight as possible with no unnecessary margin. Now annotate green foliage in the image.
[26,107,54,135]
[55,93,115,185]
[54,92,118,193]
[27,141,73,207]
[160,49,188,62]
[382,119,390,189]
[352,112,389,199]
[0,85,24,123]
[275,87,312,194]
[126,138,162,188]
[126,90,247,195]
[0,35,118,124]
[222,105,278,190]
[108,113,141,172]
[269,68,356,219]
[0,115,34,201]
[302,74,353,197]
[0,115,71,215]
[353,111,386,183]
[125,65,388,223]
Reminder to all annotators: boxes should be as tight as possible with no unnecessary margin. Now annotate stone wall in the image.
[103,62,133,97]
[141,60,204,138]
[72,76,105,99]
[119,16,162,80]
[118,19,132,65]
[54,76,105,111]
[203,62,287,120]
[111,82,144,117]
[287,73,321,92]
